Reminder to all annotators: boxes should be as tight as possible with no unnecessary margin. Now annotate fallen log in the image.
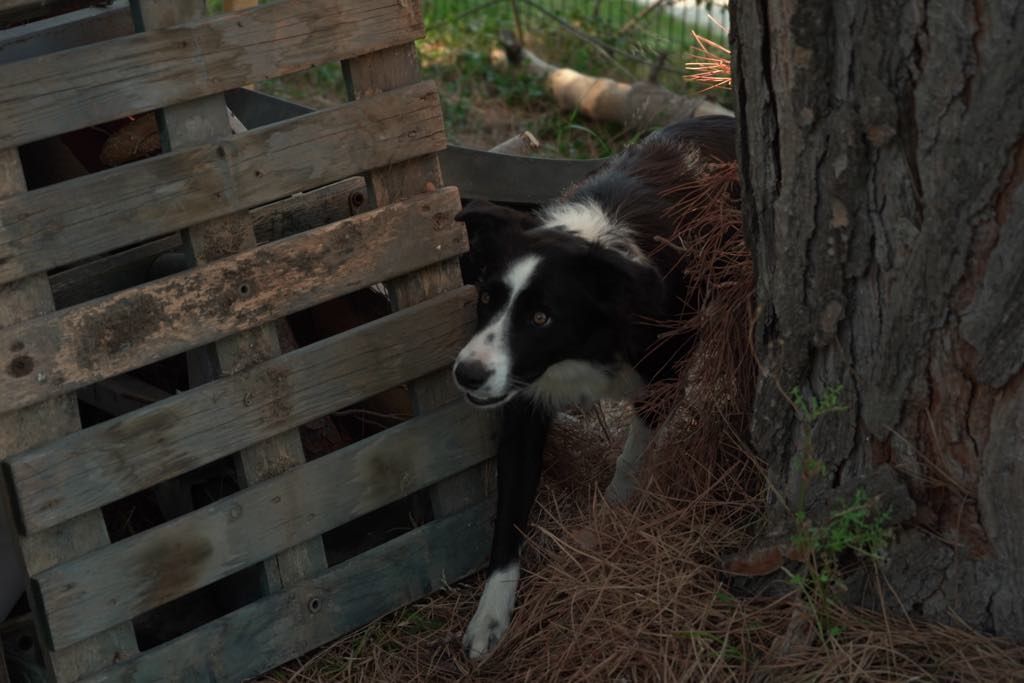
[501,39,732,129]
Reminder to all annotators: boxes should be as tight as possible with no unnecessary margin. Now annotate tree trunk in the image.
[731,0,1024,638]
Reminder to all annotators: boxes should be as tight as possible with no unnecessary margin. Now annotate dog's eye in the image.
[480,291,491,305]
[531,311,550,327]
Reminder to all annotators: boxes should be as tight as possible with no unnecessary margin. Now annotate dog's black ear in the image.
[584,248,666,320]
[455,200,540,239]
[455,200,540,281]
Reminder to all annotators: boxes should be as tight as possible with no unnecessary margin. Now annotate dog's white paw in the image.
[462,603,511,659]
[462,563,520,659]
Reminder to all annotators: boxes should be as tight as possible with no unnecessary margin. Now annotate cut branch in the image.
[501,39,732,129]
[488,131,541,156]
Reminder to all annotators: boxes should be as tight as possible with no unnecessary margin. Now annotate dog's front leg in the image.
[605,407,656,503]
[463,398,550,659]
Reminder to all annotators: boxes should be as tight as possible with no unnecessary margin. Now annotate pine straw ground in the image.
[261,162,1024,682]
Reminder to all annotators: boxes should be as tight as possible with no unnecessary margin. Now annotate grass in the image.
[781,385,895,642]
[248,0,727,159]
[423,0,704,81]
[419,0,724,157]
[416,35,638,158]
[788,487,895,641]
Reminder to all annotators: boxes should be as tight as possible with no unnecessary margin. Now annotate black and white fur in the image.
[452,116,736,659]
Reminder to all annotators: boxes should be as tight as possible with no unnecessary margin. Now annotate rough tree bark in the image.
[731,0,1024,637]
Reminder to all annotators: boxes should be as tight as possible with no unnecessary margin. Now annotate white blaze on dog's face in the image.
[453,255,540,407]
[451,199,664,410]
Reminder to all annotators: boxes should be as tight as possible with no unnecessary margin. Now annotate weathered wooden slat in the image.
[0,1,131,66]
[222,0,257,11]
[80,497,491,683]
[0,148,138,681]
[5,286,477,535]
[76,375,170,417]
[250,176,367,244]
[0,0,423,148]
[224,87,601,207]
[0,187,466,413]
[0,615,42,682]
[32,401,493,650]
[135,0,328,602]
[50,234,182,309]
[346,45,496,521]
[48,177,367,310]
[0,0,98,27]
[0,80,445,284]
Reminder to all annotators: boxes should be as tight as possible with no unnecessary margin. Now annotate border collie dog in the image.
[452,116,736,659]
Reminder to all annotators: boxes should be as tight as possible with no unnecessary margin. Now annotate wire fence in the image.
[425,0,729,40]
[424,0,729,81]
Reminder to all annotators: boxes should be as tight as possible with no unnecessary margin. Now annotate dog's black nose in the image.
[454,361,492,391]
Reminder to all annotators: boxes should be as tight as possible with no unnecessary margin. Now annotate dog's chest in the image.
[525,359,644,410]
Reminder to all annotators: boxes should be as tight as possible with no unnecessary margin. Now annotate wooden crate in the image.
[0,1,495,680]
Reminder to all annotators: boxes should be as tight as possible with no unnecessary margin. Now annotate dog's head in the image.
[452,200,662,408]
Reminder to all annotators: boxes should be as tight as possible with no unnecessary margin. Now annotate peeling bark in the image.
[732,0,1024,637]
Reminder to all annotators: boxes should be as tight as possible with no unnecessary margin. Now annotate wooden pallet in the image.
[225,87,608,206]
[0,1,494,680]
